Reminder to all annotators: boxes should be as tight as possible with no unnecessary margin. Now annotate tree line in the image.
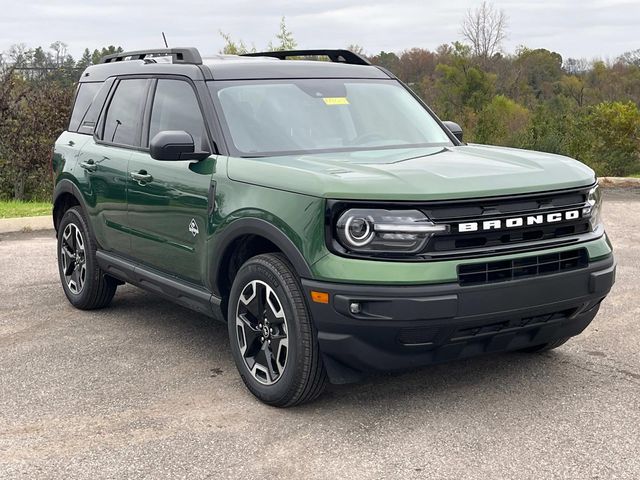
[0,44,123,201]
[1,7,639,201]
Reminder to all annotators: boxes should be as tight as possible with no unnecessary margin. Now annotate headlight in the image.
[335,208,446,254]
[582,184,603,231]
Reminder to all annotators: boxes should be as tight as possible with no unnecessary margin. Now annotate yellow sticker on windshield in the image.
[323,97,350,105]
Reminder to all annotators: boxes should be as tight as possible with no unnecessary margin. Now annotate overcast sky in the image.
[1,0,638,61]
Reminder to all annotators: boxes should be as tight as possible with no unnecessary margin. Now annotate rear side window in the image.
[102,79,148,147]
[149,79,209,150]
[77,78,115,135]
[68,82,101,132]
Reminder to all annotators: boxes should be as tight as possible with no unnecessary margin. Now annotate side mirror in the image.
[149,130,210,161]
[442,121,463,142]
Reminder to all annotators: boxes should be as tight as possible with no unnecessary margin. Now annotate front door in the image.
[126,78,215,285]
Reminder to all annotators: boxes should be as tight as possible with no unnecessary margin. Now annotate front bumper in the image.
[302,255,616,384]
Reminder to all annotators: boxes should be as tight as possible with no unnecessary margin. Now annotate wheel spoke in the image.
[238,314,262,357]
[64,259,75,276]
[255,281,266,320]
[78,265,86,291]
[75,227,84,252]
[263,344,278,380]
[61,246,75,274]
[269,336,287,373]
[253,345,271,382]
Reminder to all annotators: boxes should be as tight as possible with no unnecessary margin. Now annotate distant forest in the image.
[1,5,639,201]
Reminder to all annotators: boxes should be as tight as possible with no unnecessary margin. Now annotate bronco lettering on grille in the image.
[456,210,581,233]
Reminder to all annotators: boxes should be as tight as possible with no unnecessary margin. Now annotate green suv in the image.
[53,48,616,406]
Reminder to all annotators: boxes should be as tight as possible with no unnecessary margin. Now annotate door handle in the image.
[130,171,153,184]
[80,160,97,172]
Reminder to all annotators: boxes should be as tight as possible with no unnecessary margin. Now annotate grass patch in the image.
[629,173,640,178]
[0,200,52,219]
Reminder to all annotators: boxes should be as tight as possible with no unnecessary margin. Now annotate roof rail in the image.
[242,49,371,66]
[100,48,202,65]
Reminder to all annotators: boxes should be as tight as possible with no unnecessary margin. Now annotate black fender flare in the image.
[52,179,92,234]
[209,217,313,296]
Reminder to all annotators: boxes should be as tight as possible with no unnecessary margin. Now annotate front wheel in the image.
[228,253,327,407]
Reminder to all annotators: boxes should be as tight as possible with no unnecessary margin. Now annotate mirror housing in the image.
[149,130,210,161]
[442,121,463,142]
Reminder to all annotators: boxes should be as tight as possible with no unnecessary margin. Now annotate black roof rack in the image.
[100,47,202,65]
[242,49,370,66]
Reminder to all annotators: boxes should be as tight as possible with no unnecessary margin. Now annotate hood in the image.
[227,144,596,201]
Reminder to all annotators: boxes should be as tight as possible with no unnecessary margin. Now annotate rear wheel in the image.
[57,206,117,310]
[228,253,327,407]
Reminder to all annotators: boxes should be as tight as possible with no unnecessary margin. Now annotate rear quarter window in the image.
[68,82,102,132]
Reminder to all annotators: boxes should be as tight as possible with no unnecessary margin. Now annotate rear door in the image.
[76,78,150,254]
[126,78,215,285]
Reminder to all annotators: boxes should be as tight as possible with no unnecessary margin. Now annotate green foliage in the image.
[0,42,122,201]
[514,48,563,102]
[90,46,123,65]
[219,31,254,55]
[524,96,579,155]
[268,17,297,52]
[475,95,531,146]
[429,43,496,136]
[569,101,640,176]
[369,51,401,73]
[0,74,73,200]
[219,17,295,55]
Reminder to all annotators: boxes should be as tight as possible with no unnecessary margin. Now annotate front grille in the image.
[423,187,592,257]
[457,248,589,286]
[429,221,590,253]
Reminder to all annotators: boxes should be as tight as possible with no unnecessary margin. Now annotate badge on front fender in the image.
[188,218,199,237]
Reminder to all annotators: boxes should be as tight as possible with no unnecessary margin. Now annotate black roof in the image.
[80,48,391,83]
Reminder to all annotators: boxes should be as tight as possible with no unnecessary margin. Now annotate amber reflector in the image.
[311,291,329,304]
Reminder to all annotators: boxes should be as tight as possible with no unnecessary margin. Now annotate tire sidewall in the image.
[227,256,307,404]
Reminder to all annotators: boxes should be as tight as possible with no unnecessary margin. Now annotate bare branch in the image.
[461,1,508,60]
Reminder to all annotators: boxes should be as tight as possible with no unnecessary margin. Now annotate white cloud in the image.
[0,0,638,60]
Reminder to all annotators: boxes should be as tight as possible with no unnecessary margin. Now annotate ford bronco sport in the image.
[52,48,616,406]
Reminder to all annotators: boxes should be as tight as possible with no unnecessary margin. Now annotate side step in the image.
[96,250,224,321]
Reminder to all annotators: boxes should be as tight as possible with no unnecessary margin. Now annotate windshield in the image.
[208,79,453,157]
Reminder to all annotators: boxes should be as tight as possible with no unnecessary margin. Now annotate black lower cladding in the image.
[302,255,615,383]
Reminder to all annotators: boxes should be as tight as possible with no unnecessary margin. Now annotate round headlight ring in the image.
[344,215,375,247]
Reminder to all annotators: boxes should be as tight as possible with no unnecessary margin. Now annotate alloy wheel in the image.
[235,280,289,385]
[60,223,86,294]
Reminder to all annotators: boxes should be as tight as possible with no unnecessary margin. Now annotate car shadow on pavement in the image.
[96,284,598,413]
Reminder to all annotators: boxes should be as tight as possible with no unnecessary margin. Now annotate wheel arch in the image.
[211,218,313,303]
[53,179,90,234]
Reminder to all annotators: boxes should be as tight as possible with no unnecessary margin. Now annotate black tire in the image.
[227,253,327,407]
[519,336,571,353]
[57,206,117,310]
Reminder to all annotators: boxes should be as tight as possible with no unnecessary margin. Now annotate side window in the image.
[102,79,148,146]
[149,79,209,150]
[77,78,115,135]
[68,82,101,132]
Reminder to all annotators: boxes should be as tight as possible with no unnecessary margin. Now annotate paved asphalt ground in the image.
[1,189,639,480]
